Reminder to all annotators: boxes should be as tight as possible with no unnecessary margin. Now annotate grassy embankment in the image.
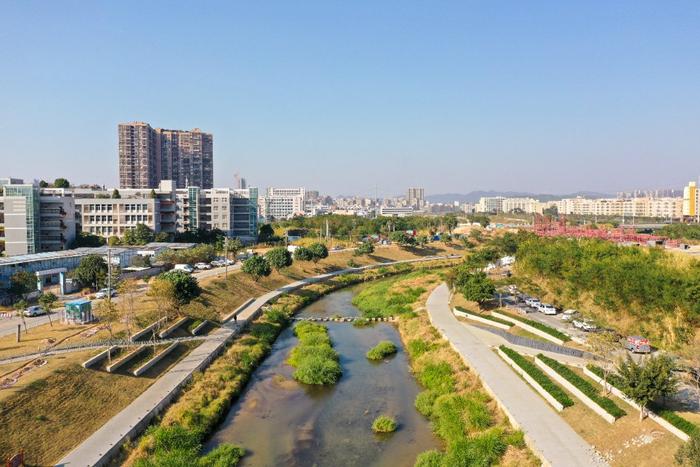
[352,271,538,467]
[124,260,457,466]
[0,246,460,464]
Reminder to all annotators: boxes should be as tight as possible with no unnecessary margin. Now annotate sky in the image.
[1,1,698,197]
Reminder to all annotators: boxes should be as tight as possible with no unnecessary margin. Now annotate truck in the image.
[625,336,651,354]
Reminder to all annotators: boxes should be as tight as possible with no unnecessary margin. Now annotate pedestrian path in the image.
[426,284,607,467]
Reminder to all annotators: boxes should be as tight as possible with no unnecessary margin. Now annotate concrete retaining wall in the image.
[491,311,566,345]
[82,346,118,369]
[535,358,616,424]
[455,308,512,330]
[133,343,179,376]
[583,367,690,441]
[497,348,565,411]
[158,317,189,338]
[106,346,146,373]
[131,317,167,342]
[191,320,209,335]
[222,298,255,322]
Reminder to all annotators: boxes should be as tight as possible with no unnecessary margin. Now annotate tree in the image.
[112,189,121,199]
[118,279,139,340]
[617,354,678,421]
[294,246,314,262]
[451,267,495,305]
[265,247,293,271]
[123,223,155,245]
[72,255,108,290]
[95,298,119,339]
[38,292,57,327]
[416,236,429,248]
[39,180,49,188]
[13,299,28,334]
[154,232,171,242]
[72,231,106,248]
[224,237,244,261]
[390,231,416,248]
[9,270,35,297]
[587,331,621,394]
[441,233,452,245]
[53,178,70,188]
[680,336,700,415]
[308,243,328,263]
[676,432,700,467]
[444,214,458,233]
[242,255,271,281]
[147,276,178,323]
[258,224,275,243]
[108,235,121,246]
[354,241,374,256]
[149,189,157,199]
[159,270,201,306]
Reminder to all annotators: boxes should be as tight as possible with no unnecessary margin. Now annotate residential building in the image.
[119,122,214,189]
[501,198,543,214]
[683,181,699,219]
[379,206,415,217]
[407,187,425,209]
[181,187,258,241]
[476,197,505,213]
[557,196,682,219]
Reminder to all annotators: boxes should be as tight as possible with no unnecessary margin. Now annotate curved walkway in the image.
[57,255,458,467]
[426,284,606,467]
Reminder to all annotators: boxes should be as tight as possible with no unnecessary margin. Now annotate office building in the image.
[0,179,76,256]
[683,181,699,219]
[379,206,415,217]
[119,122,214,190]
[258,187,306,221]
[476,197,505,213]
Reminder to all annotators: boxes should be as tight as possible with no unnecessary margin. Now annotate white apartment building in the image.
[475,197,505,213]
[379,206,414,217]
[501,198,543,214]
[557,197,682,219]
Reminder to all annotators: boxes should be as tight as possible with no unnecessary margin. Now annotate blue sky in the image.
[1,1,698,196]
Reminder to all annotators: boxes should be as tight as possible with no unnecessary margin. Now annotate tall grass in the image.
[288,322,341,385]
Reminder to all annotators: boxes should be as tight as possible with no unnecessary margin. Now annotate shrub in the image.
[293,355,342,385]
[455,306,512,326]
[653,408,699,436]
[366,341,398,360]
[414,450,444,467]
[407,339,433,358]
[289,322,342,385]
[418,362,456,394]
[537,354,625,418]
[442,430,507,467]
[371,415,397,433]
[499,346,573,408]
[415,390,439,417]
[198,444,245,466]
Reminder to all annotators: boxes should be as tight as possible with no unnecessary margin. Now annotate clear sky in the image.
[1,1,698,197]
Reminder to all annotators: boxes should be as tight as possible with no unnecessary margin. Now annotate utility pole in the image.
[107,248,112,293]
[224,237,229,279]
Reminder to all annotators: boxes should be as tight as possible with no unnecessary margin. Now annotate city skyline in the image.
[2,1,699,195]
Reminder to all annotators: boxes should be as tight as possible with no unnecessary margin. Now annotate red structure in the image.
[532,214,674,245]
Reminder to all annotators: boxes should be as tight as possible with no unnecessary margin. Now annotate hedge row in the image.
[587,365,699,436]
[499,346,573,408]
[497,310,570,342]
[538,355,625,419]
[455,306,513,326]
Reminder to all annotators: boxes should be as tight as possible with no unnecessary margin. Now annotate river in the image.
[205,286,439,466]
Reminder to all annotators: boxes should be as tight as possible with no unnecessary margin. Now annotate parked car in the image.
[95,288,116,299]
[210,260,223,267]
[223,258,235,266]
[195,262,212,270]
[561,309,579,321]
[174,264,194,274]
[24,305,47,317]
[539,304,557,315]
[626,335,652,353]
[525,298,541,308]
[573,319,598,332]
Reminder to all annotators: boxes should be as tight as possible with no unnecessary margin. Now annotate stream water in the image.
[205,286,439,466]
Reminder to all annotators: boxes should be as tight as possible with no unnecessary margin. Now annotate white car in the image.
[539,304,557,315]
[95,288,116,299]
[174,264,194,273]
[525,298,541,308]
[573,319,598,332]
[194,262,212,270]
[24,305,46,317]
[561,309,578,321]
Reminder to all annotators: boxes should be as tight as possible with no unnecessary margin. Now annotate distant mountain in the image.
[426,191,612,204]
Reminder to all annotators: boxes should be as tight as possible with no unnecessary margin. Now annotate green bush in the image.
[366,340,398,360]
[418,362,456,394]
[496,311,569,341]
[441,430,507,467]
[371,415,397,433]
[414,449,444,467]
[198,444,245,466]
[537,354,625,418]
[455,306,513,326]
[653,408,700,436]
[415,390,439,417]
[407,339,433,358]
[499,346,573,408]
[289,322,342,385]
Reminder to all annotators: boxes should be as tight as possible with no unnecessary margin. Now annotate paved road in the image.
[58,255,458,467]
[426,284,606,467]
